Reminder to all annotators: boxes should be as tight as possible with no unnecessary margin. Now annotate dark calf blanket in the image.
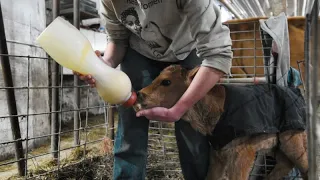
[209,84,307,150]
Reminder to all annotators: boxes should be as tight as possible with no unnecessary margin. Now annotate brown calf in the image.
[133,65,308,180]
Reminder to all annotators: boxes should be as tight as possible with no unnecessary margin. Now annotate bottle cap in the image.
[122,92,137,107]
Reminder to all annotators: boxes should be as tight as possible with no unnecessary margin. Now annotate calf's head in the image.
[134,65,198,112]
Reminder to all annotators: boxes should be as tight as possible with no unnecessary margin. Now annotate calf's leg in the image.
[206,149,229,180]
[278,130,308,179]
[206,138,258,180]
[265,150,294,180]
[227,144,257,180]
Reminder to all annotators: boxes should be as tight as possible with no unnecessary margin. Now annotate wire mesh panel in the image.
[223,17,305,84]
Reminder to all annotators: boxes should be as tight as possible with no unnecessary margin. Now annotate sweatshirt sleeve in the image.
[181,0,233,74]
[100,0,131,47]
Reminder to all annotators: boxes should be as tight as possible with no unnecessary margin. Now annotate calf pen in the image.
[0,1,319,180]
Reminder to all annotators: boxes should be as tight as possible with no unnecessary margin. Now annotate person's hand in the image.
[136,106,185,122]
[73,50,102,88]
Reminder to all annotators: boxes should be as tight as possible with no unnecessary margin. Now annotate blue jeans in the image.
[113,48,210,180]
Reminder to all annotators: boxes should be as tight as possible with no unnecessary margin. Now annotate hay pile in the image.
[25,152,183,180]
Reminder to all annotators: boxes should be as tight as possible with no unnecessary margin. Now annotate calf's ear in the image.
[186,66,200,84]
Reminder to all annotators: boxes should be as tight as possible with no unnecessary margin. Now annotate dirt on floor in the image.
[20,152,184,180]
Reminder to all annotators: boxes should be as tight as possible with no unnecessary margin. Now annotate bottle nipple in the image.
[122,91,137,107]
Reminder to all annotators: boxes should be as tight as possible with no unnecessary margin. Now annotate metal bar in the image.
[149,127,175,131]
[73,0,80,29]
[282,0,287,14]
[220,77,267,84]
[229,30,259,34]
[0,105,111,119]
[308,0,318,16]
[107,106,115,140]
[73,0,81,147]
[83,88,89,160]
[308,0,319,178]
[254,0,266,16]
[0,2,26,176]
[0,54,49,59]
[302,0,308,15]
[241,0,257,17]
[0,123,109,146]
[0,85,89,90]
[24,55,30,177]
[57,66,64,173]
[265,0,271,9]
[294,0,298,16]
[232,47,272,50]
[103,101,109,138]
[51,0,60,160]
[226,21,265,25]
[232,38,273,42]
[305,10,313,180]
[232,0,248,18]
[233,56,272,58]
[231,65,276,68]
[6,40,41,48]
[311,6,319,177]
[159,122,167,173]
[254,22,257,78]
[218,0,243,19]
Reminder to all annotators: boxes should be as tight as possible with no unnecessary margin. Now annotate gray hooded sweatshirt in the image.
[100,0,233,74]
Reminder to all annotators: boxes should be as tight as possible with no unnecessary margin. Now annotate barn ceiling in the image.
[218,0,316,19]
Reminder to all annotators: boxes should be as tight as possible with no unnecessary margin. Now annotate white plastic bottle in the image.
[36,16,136,106]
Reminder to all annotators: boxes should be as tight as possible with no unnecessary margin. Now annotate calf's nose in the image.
[136,91,146,100]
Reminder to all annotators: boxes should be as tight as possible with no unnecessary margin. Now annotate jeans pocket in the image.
[130,70,155,91]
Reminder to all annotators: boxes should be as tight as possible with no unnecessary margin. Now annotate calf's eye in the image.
[161,80,171,86]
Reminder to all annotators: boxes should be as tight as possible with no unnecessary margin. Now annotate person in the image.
[74,0,233,179]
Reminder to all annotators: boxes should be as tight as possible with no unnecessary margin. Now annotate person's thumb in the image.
[94,50,104,61]
[95,50,101,57]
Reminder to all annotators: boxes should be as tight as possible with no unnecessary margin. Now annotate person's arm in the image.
[100,0,131,68]
[76,0,130,85]
[102,42,127,68]
[171,1,233,117]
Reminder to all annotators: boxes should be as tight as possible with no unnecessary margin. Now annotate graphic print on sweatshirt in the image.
[119,4,173,58]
